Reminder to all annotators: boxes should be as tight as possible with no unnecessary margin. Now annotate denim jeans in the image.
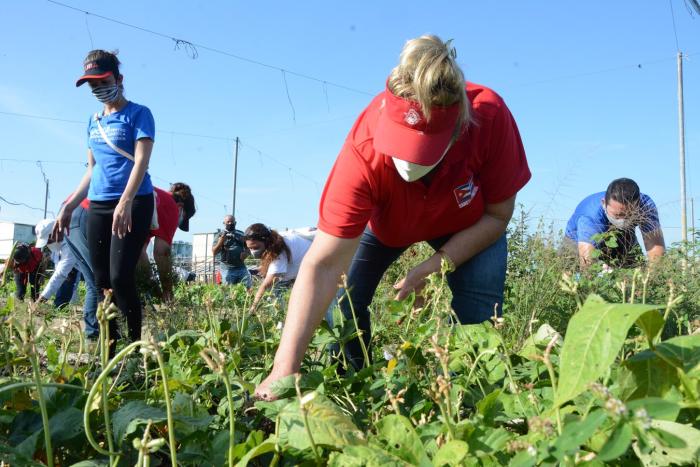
[54,268,80,308]
[220,264,252,287]
[327,228,507,370]
[66,205,102,339]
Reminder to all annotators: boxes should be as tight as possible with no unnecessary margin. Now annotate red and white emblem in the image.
[404,108,421,126]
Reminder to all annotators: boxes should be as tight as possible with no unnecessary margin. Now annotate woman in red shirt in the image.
[10,243,45,301]
[256,35,531,399]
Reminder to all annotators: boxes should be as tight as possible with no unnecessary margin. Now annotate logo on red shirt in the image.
[454,177,479,208]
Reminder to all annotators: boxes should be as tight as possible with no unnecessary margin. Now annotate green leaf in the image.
[329,444,413,466]
[476,389,503,426]
[373,414,432,466]
[552,410,607,458]
[278,393,365,451]
[269,371,324,399]
[556,295,663,406]
[111,401,167,443]
[517,323,562,360]
[432,440,469,466]
[234,438,276,467]
[619,351,678,400]
[627,398,680,421]
[633,420,700,466]
[654,334,700,377]
[49,407,84,442]
[597,422,633,461]
[69,462,109,467]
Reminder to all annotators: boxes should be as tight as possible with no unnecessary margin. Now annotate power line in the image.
[669,0,681,52]
[0,110,325,190]
[0,195,55,217]
[45,0,374,97]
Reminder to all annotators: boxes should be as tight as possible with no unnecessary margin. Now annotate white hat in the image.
[35,219,56,249]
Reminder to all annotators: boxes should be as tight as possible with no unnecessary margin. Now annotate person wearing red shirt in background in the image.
[10,243,45,301]
[138,183,196,302]
[255,35,531,399]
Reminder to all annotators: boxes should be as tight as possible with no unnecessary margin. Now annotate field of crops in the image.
[0,220,699,466]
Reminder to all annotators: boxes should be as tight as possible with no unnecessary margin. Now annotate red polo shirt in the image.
[148,187,179,246]
[318,82,531,247]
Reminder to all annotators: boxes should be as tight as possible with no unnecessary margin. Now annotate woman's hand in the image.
[112,199,133,239]
[254,367,298,401]
[54,206,74,238]
[393,255,441,301]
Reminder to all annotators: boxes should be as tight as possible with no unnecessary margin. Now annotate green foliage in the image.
[0,214,698,465]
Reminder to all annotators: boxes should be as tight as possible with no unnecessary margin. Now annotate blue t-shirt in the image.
[87,101,154,201]
[565,191,661,245]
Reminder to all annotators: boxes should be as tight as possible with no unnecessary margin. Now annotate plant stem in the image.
[154,347,178,466]
[100,318,116,463]
[30,350,54,467]
[221,369,236,467]
[84,340,143,456]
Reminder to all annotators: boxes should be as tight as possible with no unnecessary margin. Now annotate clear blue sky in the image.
[1,0,698,245]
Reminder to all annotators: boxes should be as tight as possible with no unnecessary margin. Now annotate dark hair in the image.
[605,178,641,206]
[84,49,121,78]
[13,243,31,264]
[170,182,195,217]
[245,223,291,277]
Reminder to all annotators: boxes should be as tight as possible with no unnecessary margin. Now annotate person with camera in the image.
[212,215,250,287]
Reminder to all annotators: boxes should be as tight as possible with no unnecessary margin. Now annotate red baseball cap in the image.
[75,57,118,87]
[373,83,460,166]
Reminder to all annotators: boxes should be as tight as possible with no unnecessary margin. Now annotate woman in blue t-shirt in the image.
[55,50,155,347]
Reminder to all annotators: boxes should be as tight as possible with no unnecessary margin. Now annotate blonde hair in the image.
[388,35,471,131]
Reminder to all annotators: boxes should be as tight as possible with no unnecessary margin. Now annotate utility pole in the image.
[677,51,688,244]
[43,178,49,218]
[232,137,239,218]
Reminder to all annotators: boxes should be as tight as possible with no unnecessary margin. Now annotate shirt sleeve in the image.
[133,106,156,141]
[576,216,603,245]
[267,253,289,276]
[639,196,661,234]
[477,98,531,204]
[318,141,375,238]
[40,244,77,299]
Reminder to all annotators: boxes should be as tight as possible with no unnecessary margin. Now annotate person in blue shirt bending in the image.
[565,178,665,268]
[55,50,155,349]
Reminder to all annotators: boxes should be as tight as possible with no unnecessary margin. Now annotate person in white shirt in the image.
[244,224,313,311]
[35,219,80,305]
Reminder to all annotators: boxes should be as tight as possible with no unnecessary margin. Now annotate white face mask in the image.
[250,248,264,259]
[605,209,633,230]
[391,158,440,182]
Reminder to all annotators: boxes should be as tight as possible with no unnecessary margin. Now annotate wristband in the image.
[437,249,456,273]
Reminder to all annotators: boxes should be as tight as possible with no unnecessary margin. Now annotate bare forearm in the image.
[65,169,92,211]
[252,276,274,307]
[273,259,347,373]
[155,253,173,295]
[647,244,665,262]
[121,158,150,202]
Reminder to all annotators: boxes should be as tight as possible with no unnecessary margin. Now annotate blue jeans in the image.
[327,229,507,370]
[66,206,102,339]
[220,264,252,287]
[54,268,80,308]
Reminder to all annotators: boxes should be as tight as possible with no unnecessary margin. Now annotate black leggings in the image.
[87,194,153,343]
[14,270,40,301]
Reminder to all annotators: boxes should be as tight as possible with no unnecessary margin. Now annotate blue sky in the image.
[0,0,698,245]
